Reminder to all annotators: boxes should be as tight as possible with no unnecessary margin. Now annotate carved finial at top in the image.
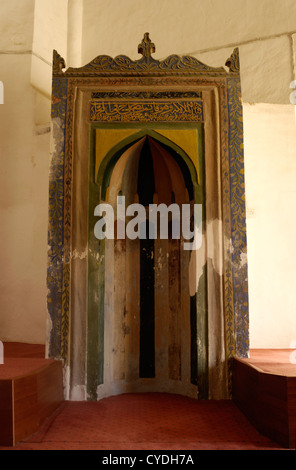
[53,50,66,74]
[225,48,240,73]
[138,33,156,62]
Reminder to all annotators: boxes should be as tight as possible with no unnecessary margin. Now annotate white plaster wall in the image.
[0,15,50,343]
[81,0,296,63]
[31,0,69,123]
[80,0,296,105]
[0,0,295,348]
[244,103,296,348]
[0,0,35,52]
[67,0,83,68]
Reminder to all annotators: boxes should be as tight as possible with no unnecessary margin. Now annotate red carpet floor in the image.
[0,344,291,450]
[0,392,287,450]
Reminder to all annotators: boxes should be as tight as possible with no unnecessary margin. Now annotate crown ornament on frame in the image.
[52,32,240,77]
[138,32,156,63]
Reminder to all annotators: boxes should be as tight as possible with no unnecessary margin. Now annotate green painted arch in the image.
[96,129,200,202]
[87,126,207,401]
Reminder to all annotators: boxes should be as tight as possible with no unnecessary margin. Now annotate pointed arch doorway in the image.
[87,131,208,400]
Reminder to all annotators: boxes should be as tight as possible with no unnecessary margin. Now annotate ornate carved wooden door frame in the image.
[48,33,249,400]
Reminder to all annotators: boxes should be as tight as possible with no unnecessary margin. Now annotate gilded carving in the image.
[138,32,156,62]
[53,50,66,75]
[225,48,240,74]
[91,91,202,99]
[90,100,204,122]
[57,53,229,76]
[53,33,235,78]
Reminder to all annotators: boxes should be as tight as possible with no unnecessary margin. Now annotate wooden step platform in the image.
[0,343,64,446]
[233,349,296,449]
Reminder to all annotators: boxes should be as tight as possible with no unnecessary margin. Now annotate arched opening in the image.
[90,132,205,400]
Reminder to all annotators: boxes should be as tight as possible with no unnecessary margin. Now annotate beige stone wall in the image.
[0,0,48,343]
[244,103,296,348]
[0,0,295,348]
[81,0,296,104]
